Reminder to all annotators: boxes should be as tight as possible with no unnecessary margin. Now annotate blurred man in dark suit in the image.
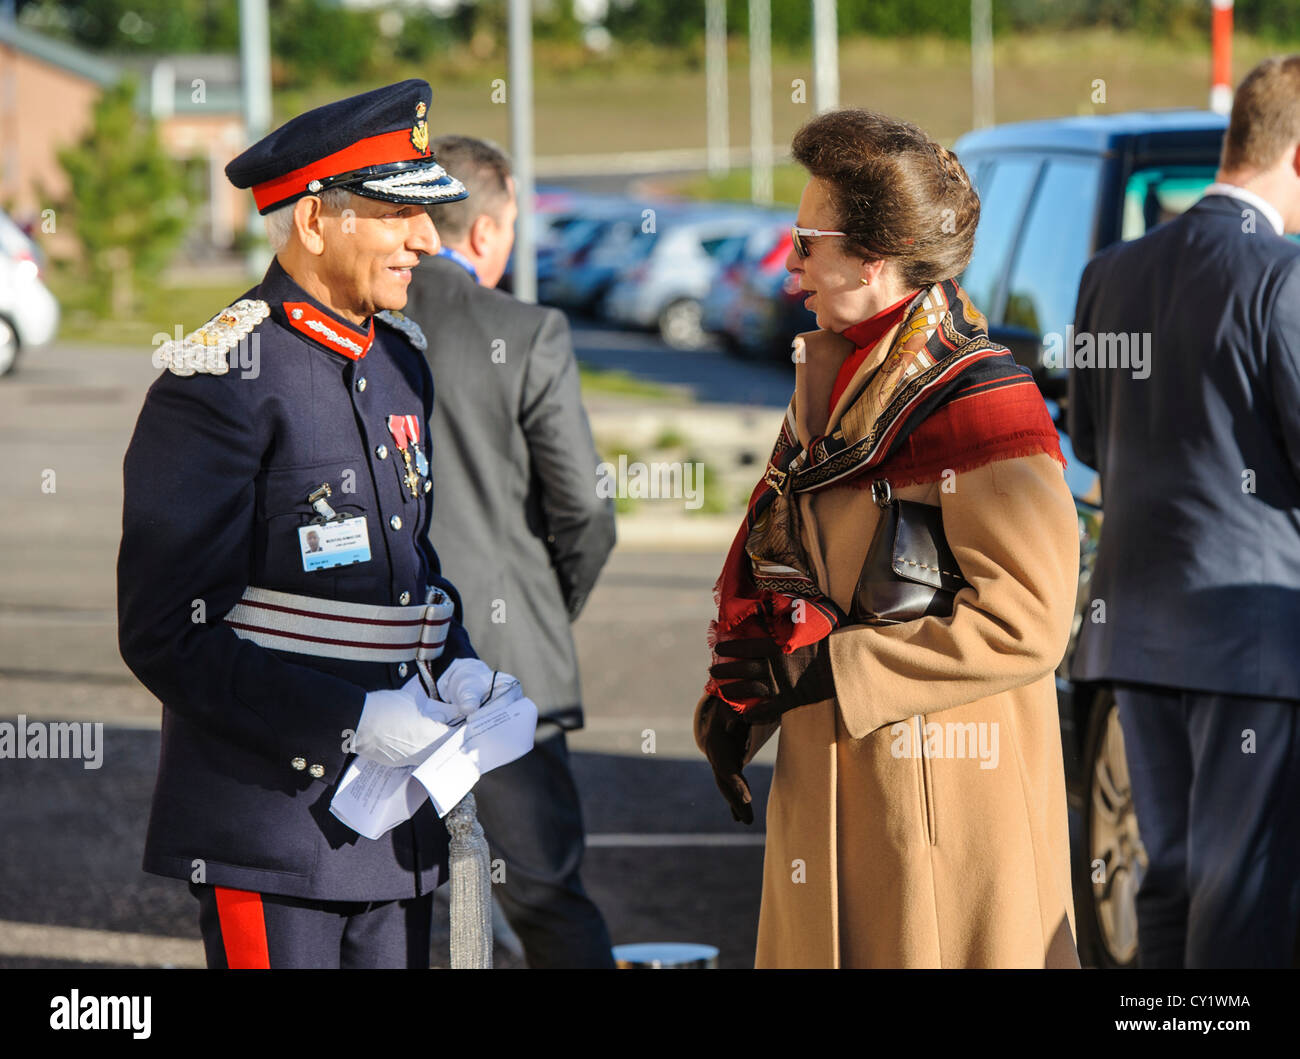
[403,135,617,968]
[1070,56,1300,967]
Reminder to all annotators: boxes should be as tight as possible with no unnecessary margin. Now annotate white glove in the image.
[352,687,451,766]
[401,672,455,723]
[435,658,521,718]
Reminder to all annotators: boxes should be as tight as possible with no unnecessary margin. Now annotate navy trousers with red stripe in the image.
[190,883,434,968]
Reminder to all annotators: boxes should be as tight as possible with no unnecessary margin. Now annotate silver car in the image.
[603,210,765,350]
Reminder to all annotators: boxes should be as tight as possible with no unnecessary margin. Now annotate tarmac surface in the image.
[0,328,782,969]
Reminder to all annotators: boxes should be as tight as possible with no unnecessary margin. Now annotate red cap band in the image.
[252,128,429,213]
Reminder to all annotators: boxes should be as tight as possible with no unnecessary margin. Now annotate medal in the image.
[400,414,429,483]
[386,415,422,499]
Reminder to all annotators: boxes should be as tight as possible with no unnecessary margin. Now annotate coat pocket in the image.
[915,714,937,846]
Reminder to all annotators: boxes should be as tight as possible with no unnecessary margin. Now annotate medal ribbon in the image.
[386,415,411,452]
[386,415,420,499]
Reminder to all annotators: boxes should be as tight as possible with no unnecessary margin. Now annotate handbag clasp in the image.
[871,478,893,508]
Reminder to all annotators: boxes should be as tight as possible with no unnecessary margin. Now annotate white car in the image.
[0,210,59,375]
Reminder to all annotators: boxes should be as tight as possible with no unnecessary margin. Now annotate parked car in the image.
[537,199,665,313]
[501,187,622,294]
[0,209,59,376]
[953,108,1228,968]
[726,227,817,361]
[603,207,770,349]
[701,217,794,354]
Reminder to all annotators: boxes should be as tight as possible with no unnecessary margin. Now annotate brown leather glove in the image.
[697,695,754,825]
[708,636,836,726]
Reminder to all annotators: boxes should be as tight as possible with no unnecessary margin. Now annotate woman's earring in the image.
[860,277,870,286]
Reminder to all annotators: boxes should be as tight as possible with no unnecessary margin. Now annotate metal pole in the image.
[238,0,272,147]
[508,0,536,304]
[749,0,772,205]
[706,0,729,179]
[970,0,994,130]
[1209,0,1233,115]
[811,0,838,115]
[238,0,272,268]
[1,0,16,203]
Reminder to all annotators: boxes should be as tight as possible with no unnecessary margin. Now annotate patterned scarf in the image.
[705,278,1065,714]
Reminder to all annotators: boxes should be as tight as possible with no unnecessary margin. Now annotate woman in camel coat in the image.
[696,109,1081,968]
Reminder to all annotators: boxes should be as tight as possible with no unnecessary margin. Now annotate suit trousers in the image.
[1114,683,1300,967]
[190,882,433,968]
[472,720,615,968]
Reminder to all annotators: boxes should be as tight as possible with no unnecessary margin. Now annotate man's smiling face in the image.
[317,193,439,317]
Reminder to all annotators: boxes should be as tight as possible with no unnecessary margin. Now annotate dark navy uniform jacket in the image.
[118,258,476,901]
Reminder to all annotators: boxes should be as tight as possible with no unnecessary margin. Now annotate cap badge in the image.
[411,101,429,155]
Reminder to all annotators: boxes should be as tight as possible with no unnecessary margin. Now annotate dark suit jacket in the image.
[1069,193,1300,700]
[403,253,615,728]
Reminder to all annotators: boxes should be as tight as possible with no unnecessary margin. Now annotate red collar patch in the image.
[282,301,374,360]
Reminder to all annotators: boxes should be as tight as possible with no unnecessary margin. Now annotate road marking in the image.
[0,919,205,968]
[587,833,766,847]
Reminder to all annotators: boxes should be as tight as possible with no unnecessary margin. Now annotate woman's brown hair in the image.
[791,108,980,289]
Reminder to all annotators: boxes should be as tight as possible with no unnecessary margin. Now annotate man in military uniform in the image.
[117,80,505,968]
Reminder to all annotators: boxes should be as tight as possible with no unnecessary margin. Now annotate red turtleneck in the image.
[827,289,919,417]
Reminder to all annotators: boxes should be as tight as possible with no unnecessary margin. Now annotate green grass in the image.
[354,29,1297,163]
[50,274,251,349]
[578,364,678,401]
[676,164,805,206]
[653,426,689,449]
[273,29,1285,171]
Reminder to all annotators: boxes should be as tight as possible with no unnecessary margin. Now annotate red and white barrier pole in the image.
[1210,0,1234,115]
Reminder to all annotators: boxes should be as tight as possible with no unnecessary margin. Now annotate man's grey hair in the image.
[263,186,353,252]
[426,135,514,243]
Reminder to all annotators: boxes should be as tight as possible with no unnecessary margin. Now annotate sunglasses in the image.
[791,225,848,259]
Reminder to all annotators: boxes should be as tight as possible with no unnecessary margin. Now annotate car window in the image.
[1002,156,1103,338]
[702,235,746,260]
[959,157,1040,323]
[592,220,658,264]
[1121,166,1216,240]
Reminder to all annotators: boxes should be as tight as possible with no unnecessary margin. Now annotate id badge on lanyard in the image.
[299,482,372,572]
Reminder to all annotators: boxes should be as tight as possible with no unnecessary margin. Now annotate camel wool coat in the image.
[698,327,1081,968]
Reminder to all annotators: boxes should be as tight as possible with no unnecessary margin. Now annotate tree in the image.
[51,76,192,317]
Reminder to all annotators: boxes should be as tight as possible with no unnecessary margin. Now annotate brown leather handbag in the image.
[850,478,971,626]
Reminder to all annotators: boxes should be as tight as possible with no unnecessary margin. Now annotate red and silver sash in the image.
[223,586,454,663]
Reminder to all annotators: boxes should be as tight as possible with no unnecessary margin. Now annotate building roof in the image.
[2,21,242,116]
[0,18,120,86]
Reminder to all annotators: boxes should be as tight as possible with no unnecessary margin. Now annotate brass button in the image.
[399,591,411,605]
[390,515,402,530]
[423,480,431,494]
[376,444,388,460]
[356,377,367,393]
[291,757,306,771]
[308,763,325,779]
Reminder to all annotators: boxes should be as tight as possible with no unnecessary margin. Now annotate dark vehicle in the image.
[953,109,1228,968]
[725,228,817,361]
[540,203,683,316]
